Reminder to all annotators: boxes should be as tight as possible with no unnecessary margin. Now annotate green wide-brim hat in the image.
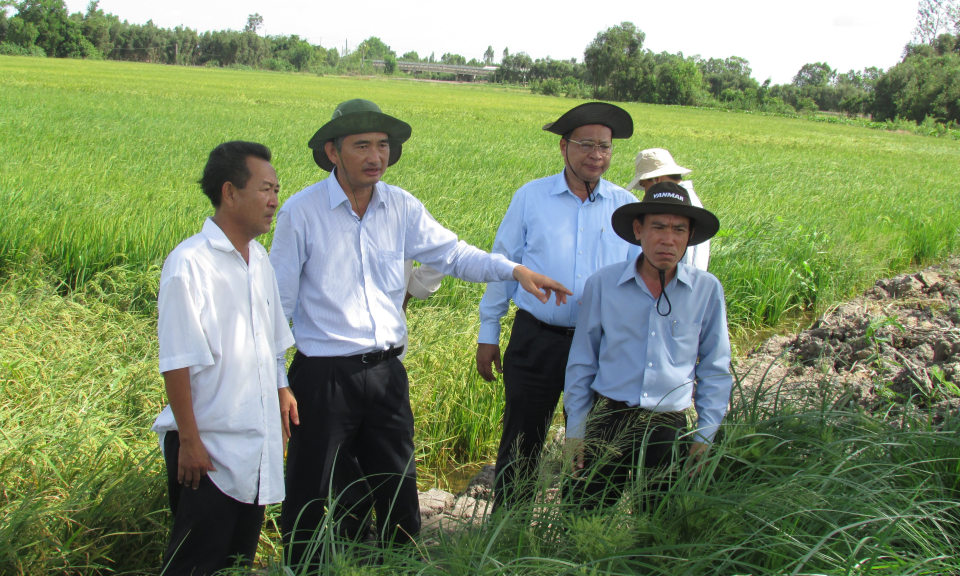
[307,99,412,171]
[542,102,634,139]
[611,182,719,247]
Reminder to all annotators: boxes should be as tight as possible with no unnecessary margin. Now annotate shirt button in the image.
[577,274,581,278]
[580,228,583,231]
[643,392,648,397]
[651,331,655,336]
[579,251,583,255]
[647,362,653,367]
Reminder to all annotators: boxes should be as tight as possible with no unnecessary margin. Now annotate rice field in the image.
[1,56,959,574]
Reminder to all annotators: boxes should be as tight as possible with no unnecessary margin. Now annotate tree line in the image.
[1,0,958,125]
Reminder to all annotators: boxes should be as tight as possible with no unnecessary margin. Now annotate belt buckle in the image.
[361,351,378,364]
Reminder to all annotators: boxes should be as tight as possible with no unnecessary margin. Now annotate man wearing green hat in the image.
[564,181,732,510]
[475,102,641,510]
[269,99,571,561]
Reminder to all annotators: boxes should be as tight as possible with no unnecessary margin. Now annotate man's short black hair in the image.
[198,141,272,207]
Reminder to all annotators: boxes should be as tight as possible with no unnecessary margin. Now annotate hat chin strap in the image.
[563,148,597,203]
[639,254,672,317]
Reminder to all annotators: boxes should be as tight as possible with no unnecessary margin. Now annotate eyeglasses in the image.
[567,139,614,156]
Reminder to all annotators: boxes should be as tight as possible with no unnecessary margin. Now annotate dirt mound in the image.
[742,257,960,411]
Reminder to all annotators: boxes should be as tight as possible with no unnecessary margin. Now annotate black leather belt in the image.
[348,346,404,364]
[517,309,576,338]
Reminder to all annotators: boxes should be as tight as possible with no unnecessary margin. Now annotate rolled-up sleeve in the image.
[692,281,733,443]
[269,206,307,389]
[158,275,214,374]
[407,263,444,300]
[478,192,525,345]
[564,273,603,439]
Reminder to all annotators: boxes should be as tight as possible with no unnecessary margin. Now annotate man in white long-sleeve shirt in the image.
[269,99,570,562]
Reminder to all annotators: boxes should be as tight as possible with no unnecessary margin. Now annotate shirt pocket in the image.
[671,321,701,339]
[378,250,405,295]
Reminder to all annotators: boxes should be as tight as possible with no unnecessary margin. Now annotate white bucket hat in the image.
[626,148,693,191]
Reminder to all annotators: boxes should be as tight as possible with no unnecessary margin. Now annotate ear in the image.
[632,217,643,241]
[559,137,567,156]
[221,181,237,208]
[324,141,339,166]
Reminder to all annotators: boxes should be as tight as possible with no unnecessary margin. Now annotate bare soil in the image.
[739,257,960,415]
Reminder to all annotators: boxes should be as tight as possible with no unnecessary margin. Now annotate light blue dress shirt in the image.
[270,172,518,386]
[564,257,733,443]
[478,172,640,344]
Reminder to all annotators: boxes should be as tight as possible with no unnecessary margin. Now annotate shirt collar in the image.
[201,218,239,253]
[326,169,388,212]
[201,218,263,264]
[549,170,611,199]
[617,254,693,290]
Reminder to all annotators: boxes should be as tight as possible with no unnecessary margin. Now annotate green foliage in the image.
[583,21,646,100]
[0,39,44,55]
[872,33,960,123]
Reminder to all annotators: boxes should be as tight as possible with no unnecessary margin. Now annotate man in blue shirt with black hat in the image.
[476,102,640,510]
[270,99,571,563]
[564,181,732,510]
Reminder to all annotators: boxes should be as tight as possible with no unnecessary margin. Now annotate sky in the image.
[61,0,920,84]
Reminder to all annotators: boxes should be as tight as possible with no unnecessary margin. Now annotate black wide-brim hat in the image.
[307,99,412,171]
[612,182,720,247]
[542,102,633,139]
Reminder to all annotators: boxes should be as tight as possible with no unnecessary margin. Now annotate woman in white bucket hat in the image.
[626,148,710,271]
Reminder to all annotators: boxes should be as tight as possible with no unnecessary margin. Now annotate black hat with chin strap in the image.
[611,181,719,247]
[542,102,634,138]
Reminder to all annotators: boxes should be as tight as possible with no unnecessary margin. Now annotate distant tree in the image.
[872,33,960,123]
[243,13,262,35]
[440,52,465,65]
[583,22,647,100]
[401,50,418,61]
[502,46,508,60]
[356,36,394,60]
[911,0,958,44]
[793,62,835,87]
[483,44,493,65]
[699,55,759,97]
[428,51,434,63]
[383,53,396,73]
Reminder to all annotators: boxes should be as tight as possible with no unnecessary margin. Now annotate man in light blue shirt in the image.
[476,102,640,509]
[270,99,570,562]
[564,181,732,510]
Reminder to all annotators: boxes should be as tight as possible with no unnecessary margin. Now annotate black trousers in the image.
[280,352,419,567]
[569,398,687,511]
[494,309,574,509]
[160,431,265,576]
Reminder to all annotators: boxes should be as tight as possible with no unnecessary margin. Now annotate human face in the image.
[326,132,390,189]
[633,213,692,271]
[560,124,613,183]
[638,178,656,191]
[229,156,280,238]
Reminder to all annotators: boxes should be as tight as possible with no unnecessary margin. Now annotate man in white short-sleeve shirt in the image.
[151,141,295,576]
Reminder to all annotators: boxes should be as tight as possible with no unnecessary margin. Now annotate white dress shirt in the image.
[152,218,295,505]
[270,171,518,386]
[679,181,710,271]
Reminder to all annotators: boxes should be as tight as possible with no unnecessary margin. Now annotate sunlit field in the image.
[2,56,959,574]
